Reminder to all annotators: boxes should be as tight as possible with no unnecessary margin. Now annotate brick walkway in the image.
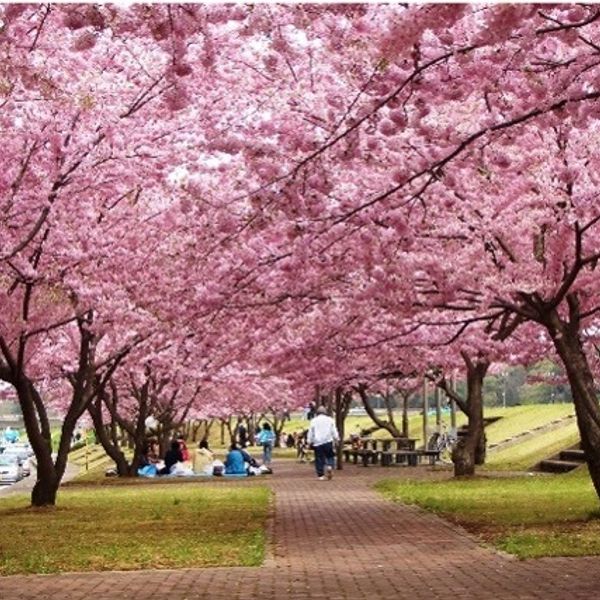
[1,460,599,599]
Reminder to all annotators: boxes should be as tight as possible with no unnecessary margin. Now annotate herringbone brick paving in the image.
[1,460,599,599]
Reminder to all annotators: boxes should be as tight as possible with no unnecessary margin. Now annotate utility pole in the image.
[450,372,457,432]
[422,378,429,448]
[435,385,442,433]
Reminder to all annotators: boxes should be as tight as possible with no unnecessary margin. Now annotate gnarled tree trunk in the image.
[547,309,600,498]
[357,384,403,438]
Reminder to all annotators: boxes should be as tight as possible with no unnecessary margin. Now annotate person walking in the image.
[257,422,275,466]
[308,406,339,480]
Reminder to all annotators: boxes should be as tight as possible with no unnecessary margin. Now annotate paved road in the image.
[0,461,79,496]
[0,460,599,599]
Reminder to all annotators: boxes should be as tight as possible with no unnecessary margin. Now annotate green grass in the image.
[485,422,580,471]
[405,404,574,446]
[376,468,600,558]
[482,404,575,446]
[0,484,270,575]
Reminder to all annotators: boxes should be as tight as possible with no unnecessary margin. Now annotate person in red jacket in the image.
[176,433,190,462]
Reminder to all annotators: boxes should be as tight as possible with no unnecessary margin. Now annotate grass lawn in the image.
[376,468,600,559]
[0,484,270,575]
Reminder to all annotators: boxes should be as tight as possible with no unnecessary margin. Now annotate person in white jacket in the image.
[307,406,339,480]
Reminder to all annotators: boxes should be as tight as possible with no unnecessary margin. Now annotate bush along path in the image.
[1,461,600,599]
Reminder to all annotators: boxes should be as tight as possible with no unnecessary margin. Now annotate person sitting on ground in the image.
[193,439,215,475]
[176,433,190,462]
[140,438,161,465]
[138,439,162,476]
[159,439,184,475]
[140,440,153,468]
[240,448,266,475]
[240,446,260,469]
[224,443,247,475]
[239,446,273,475]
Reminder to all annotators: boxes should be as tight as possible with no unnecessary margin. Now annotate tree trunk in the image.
[475,430,487,465]
[224,417,235,445]
[273,414,286,447]
[31,472,59,507]
[401,393,409,438]
[203,419,214,443]
[14,377,75,506]
[358,385,403,438]
[548,312,600,499]
[452,355,488,477]
[246,415,256,445]
[334,388,352,470]
[88,399,132,477]
[192,419,213,443]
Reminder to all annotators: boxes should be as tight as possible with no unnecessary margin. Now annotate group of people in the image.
[237,408,340,480]
[137,407,339,481]
[138,429,273,478]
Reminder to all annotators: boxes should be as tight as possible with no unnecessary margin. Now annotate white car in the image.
[5,442,34,458]
[2,446,31,476]
[0,455,23,484]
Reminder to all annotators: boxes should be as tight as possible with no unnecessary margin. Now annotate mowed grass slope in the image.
[0,484,270,575]
[485,422,580,471]
[377,468,600,558]
[284,404,574,446]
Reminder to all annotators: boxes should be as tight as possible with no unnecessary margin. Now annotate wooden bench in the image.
[380,449,441,467]
[380,450,419,467]
[417,450,441,465]
[342,448,380,466]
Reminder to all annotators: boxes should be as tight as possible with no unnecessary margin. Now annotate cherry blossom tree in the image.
[7,3,600,505]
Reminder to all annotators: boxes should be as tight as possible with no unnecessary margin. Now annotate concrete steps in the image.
[536,444,586,474]
[538,458,583,473]
[560,448,585,462]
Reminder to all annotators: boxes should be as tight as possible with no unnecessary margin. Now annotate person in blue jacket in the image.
[224,443,247,475]
[257,422,275,466]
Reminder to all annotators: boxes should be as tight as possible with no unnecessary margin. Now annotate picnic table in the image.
[342,437,439,467]
[361,437,416,452]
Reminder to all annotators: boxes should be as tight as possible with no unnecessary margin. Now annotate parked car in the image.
[11,442,34,458]
[3,443,32,460]
[0,455,23,484]
[2,445,32,476]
